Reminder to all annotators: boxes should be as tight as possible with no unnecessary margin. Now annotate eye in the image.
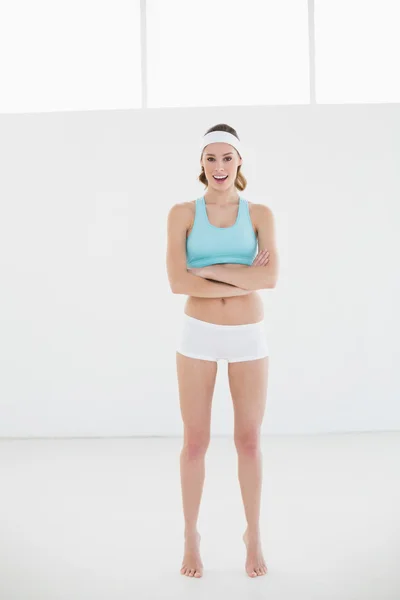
[207,157,232,161]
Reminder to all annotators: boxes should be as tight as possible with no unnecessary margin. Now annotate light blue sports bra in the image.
[186,196,258,268]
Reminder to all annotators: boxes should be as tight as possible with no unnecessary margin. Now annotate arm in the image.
[201,264,273,291]
[166,204,250,298]
[174,272,253,298]
[203,204,279,291]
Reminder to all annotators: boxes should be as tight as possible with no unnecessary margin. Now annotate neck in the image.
[204,190,240,206]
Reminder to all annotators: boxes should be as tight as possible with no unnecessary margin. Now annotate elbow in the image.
[172,272,191,294]
[172,281,183,294]
[168,279,179,294]
[264,278,277,289]
[264,268,278,289]
[168,275,184,294]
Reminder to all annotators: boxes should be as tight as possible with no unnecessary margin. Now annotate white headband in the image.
[200,131,243,159]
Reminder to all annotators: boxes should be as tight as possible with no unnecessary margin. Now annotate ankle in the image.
[245,527,261,538]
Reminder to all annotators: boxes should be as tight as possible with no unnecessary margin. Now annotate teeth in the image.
[214,175,227,179]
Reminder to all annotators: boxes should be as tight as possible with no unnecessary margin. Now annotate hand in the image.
[252,249,269,266]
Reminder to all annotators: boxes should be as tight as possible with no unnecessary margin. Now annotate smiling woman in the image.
[167,123,278,579]
[167,122,279,326]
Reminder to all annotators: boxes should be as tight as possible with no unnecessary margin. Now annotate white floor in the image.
[0,432,399,600]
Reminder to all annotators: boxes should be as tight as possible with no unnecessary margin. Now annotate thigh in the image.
[176,352,218,443]
[228,357,269,438]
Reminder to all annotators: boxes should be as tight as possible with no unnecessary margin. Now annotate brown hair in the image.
[198,123,247,191]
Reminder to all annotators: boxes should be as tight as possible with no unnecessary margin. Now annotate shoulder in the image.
[168,200,196,229]
[249,201,273,215]
[168,200,196,214]
[247,201,274,231]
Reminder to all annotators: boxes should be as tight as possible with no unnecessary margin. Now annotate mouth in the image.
[213,175,228,182]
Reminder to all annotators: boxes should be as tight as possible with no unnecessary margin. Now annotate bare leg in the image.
[176,347,217,578]
[228,355,269,577]
[180,445,207,533]
[237,444,263,535]
[238,444,268,577]
[179,445,206,577]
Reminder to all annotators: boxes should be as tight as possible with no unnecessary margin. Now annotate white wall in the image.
[0,105,399,437]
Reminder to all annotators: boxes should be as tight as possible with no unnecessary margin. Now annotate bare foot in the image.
[180,531,203,578]
[242,529,268,577]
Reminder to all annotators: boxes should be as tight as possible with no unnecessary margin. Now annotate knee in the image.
[182,432,210,459]
[234,429,261,455]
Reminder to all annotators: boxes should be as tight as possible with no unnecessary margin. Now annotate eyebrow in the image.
[205,152,233,157]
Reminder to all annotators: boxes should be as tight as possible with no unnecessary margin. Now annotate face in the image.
[200,142,242,188]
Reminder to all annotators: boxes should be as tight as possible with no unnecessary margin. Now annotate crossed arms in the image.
[188,263,277,291]
[188,205,279,291]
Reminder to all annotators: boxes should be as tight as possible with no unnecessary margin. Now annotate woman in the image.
[166,123,279,578]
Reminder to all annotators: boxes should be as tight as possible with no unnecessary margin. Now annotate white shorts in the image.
[176,314,269,363]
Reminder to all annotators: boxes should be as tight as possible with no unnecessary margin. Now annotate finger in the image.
[259,250,269,264]
[255,249,270,264]
[262,251,270,263]
[253,251,266,266]
[255,250,265,262]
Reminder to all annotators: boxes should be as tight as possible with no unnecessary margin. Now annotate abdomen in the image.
[184,291,264,325]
